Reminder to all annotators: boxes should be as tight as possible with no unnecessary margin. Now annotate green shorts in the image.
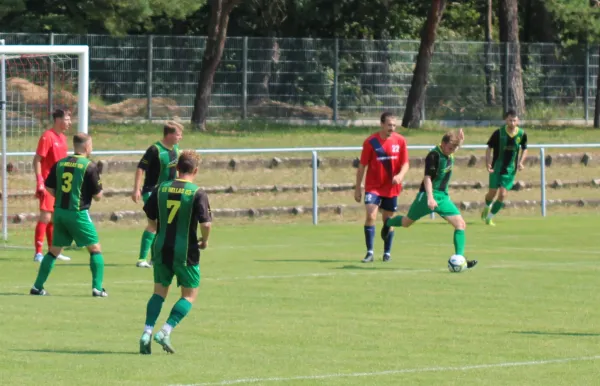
[52,208,99,247]
[406,191,461,221]
[153,262,200,289]
[489,171,515,190]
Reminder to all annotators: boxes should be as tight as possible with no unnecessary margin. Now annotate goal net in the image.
[1,44,89,241]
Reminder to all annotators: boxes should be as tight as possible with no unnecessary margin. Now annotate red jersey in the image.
[360,132,409,197]
[36,129,68,179]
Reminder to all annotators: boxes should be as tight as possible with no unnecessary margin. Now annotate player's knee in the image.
[455,219,466,230]
[87,243,101,254]
[497,189,508,201]
[38,211,51,223]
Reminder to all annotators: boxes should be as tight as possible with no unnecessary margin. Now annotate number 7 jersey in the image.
[45,154,103,211]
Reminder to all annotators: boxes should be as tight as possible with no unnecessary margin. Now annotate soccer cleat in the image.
[56,254,71,261]
[485,218,496,226]
[481,206,490,221]
[361,253,374,263]
[30,287,49,296]
[136,260,152,268]
[154,330,175,354]
[92,288,108,297]
[466,259,478,269]
[33,253,44,263]
[383,253,391,262]
[139,332,152,355]
[380,223,391,241]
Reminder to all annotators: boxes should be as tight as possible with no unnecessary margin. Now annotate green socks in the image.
[139,230,155,261]
[90,252,105,291]
[145,294,165,327]
[491,201,505,215]
[453,229,466,256]
[165,298,193,330]
[386,215,404,227]
[34,252,57,289]
[485,198,493,206]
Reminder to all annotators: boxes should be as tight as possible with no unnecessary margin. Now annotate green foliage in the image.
[545,0,600,44]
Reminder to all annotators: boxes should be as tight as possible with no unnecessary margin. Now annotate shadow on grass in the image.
[334,264,401,270]
[58,263,130,267]
[255,259,352,263]
[12,348,138,355]
[511,331,600,337]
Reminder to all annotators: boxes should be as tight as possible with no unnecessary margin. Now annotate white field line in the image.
[168,355,600,386]
[3,260,598,290]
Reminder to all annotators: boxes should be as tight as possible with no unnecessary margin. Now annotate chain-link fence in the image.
[1,33,598,123]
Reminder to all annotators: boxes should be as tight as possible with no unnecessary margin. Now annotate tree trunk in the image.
[484,0,495,106]
[594,45,600,128]
[191,0,241,131]
[499,0,526,116]
[401,0,447,128]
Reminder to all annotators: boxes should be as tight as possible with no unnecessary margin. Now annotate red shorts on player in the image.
[39,190,55,212]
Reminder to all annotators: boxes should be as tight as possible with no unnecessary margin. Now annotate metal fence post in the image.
[147,35,153,120]
[332,38,339,122]
[48,33,54,119]
[1,39,7,241]
[312,150,319,225]
[242,37,248,120]
[540,147,547,217]
[503,42,509,114]
[585,42,590,123]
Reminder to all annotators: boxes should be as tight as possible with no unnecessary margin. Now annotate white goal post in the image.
[0,42,89,241]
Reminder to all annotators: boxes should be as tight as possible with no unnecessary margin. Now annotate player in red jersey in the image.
[354,112,409,263]
[32,109,72,262]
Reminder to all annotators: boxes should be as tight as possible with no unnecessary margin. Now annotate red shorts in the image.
[39,190,55,212]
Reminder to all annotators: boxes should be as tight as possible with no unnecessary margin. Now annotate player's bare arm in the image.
[199,222,211,249]
[132,168,144,203]
[423,176,437,210]
[485,147,494,173]
[354,164,366,202]
[93,191,104,201]
[518,148,528,170]
[392,162,409,185]
[32,154,45,199]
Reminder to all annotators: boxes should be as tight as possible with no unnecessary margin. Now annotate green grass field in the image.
[2,215,600,386]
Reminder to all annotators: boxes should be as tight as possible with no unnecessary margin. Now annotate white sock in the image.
[144,325,153,335]
[161,323,173,335]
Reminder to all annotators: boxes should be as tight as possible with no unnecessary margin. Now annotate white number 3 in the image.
[392,145,400,153]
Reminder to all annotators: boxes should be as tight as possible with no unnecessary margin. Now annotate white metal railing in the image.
[2,144,600,232]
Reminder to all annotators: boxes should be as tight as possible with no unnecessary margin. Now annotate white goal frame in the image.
[0,42,89,241]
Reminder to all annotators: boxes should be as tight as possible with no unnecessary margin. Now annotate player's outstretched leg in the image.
[381,210,395,262]
[140,293,166,354]
[47,224,71,261]
[89,248,108,297]
[137,230,155,268]
[484,187,507,226]
[482,189,496,224]
[30,250,60,295]
[155,288,197,354]
[446,215,477,269]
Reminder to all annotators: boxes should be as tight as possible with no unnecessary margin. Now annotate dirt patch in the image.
[248,99,333,119]
[7,77,181,120]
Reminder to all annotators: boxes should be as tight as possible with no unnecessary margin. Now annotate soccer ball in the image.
[447,255,467,273]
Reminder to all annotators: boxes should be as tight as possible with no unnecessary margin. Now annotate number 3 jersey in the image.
[143,179,212,266]
[45,154,103,211]
[359,132,409,197]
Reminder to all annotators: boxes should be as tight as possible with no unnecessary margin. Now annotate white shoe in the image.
[136,260,152,268]
[57,254,71,261]
[33,253,44,262]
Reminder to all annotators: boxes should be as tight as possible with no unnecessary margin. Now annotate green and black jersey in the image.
[487,126,528,175]
[143,179,212,266]
[137,141,180,194]
[419,146,454,194]
[45,154,103,211]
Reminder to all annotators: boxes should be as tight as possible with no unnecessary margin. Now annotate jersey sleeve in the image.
[36,133,51,158]
[85,163,103,196]
[424,151,439,179]
[44,163,58,189]
[399,137,409,165]
[143,187,160,220]
[359,140,372,166]
[194,190,212,224]
[520,132,528,150]
[487,130,500,148]
[138,146,158,171]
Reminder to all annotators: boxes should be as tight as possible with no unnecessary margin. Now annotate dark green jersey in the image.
[419,146,454,194]
[137,141,180,194]
[144,179,212,266]
[487,126,528,175]
[45,154,102,211]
